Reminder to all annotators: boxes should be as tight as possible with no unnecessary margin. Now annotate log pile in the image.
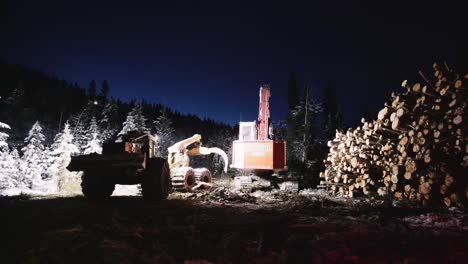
[320,64,467,207]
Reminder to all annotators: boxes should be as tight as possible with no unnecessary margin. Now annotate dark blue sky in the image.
[1,0,467,125]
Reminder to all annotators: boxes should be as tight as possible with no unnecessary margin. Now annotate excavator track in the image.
[171,167,196,192]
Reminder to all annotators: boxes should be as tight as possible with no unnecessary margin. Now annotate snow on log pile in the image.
[321,63,467,207]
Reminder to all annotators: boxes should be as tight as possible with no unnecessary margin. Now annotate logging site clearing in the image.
[1,178,467,264]
[1,63,467,263]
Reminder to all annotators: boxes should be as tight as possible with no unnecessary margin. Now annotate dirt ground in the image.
[1,188,467,264]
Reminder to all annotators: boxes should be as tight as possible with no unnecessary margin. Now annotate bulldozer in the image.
[67,132,228,200]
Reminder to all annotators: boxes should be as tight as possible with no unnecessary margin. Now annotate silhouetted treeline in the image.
[0,63,236,148]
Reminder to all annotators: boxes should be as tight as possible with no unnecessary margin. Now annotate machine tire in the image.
[142,157,171,200]
[194,168,212,189]
[201,170,212,184]
[81,170,115,199]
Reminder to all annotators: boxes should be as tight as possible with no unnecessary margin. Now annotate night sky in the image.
[1,0,467,125]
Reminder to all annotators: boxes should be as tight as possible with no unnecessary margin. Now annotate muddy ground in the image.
[1,188,467,264]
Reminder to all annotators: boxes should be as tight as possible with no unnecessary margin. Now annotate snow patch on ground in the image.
[0,187,24,196]
[1,183,141,198]
[0,187,57,198]
[298,188,324,196]
[402,213,465,230]
[112,184,140,196]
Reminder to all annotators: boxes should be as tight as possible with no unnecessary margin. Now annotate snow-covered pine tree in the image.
[0,151,20,192]
[0,121,18,192]
[83,116,102,154]
[84,132,102,154]
[118,114,136,137]
[20,121,47,190]
[70,101,99,152]
[99,101,119,142]
[41,146,52,180]
[0,121,11,151]
[88,116,100,135]
[69,113,88,153]
[153,108,174,157]
[117,103,148,138]
[9,149,21,186]
[50,122,80,192]
[290,87,322,163]
[85,116,100,143]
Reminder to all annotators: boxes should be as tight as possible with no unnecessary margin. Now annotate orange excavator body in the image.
[231,85,287,172]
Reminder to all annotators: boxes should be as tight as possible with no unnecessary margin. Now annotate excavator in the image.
[230,84,288,188]
[67,132,228,200]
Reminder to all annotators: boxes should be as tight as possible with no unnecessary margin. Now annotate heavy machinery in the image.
[167,134,228,191]
[67,132,228,200]
[67,133,170,200]
[230,85,287,185]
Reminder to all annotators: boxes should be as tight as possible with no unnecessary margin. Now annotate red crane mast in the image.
[257,85,271,140]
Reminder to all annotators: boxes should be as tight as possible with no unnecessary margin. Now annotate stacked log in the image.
[321,63,467,207]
